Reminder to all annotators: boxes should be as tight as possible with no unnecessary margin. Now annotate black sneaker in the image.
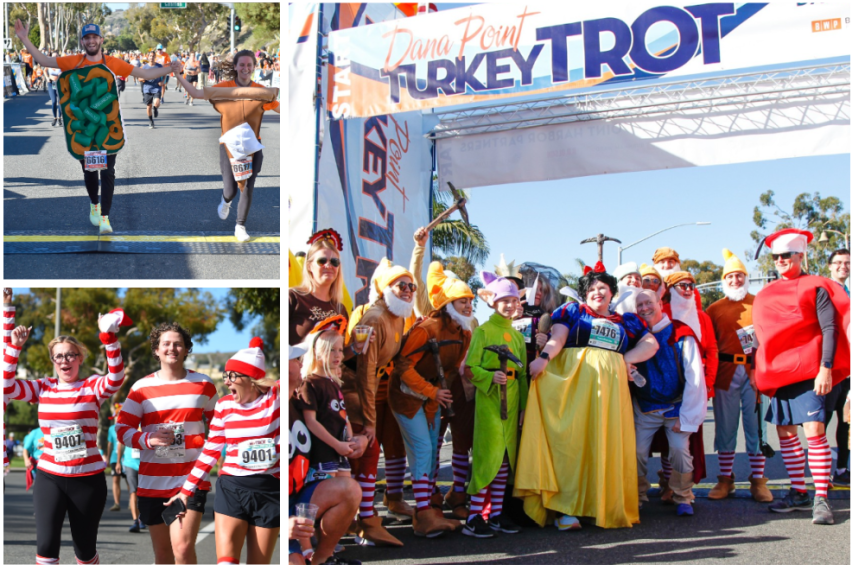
[462,514,494,538]
[153,106,159,118]
[769,488,812,513]
[489,513,521,534]
[832,469,850,487]
[812,496,835,525]
[321,556,361,565]
[129,519,140,533]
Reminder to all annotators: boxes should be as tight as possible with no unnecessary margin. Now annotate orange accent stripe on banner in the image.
[299,11,315,39]
[337,3,363,31]
[394,3,419,17]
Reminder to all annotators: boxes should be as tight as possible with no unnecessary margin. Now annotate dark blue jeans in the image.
[47,81,59,118]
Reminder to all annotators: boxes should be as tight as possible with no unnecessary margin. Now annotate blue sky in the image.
[8,288,256,353]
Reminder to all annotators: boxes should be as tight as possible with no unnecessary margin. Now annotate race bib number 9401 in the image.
[238,438,278,470]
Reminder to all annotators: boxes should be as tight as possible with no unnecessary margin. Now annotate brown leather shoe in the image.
[383,491,415,519]
[444,490,469,520]
[708,475,736,500]
[412,507,451,538]
[749,475,773,502]
[658,469,674,504]
[430,490,444,509]
[357,514,404,547]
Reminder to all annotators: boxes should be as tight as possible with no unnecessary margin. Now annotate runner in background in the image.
[106,404,129,512]
[155,45,171,103]
[117,425,145,533]
[183,53,199,106]
[141,52,164,129]
[46,55,62,127]
[23,426,45,488]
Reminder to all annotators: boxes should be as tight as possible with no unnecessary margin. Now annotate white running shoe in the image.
[235,225,250,243]
[217,196,231,220]
[99,216,114,235]
[89,203,101,226]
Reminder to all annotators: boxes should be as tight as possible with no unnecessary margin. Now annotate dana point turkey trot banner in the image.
[326,2,850,119]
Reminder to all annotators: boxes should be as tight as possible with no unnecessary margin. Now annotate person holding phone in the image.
[2,295,130,566]
[165,338,282,565]
[115,323,218,564]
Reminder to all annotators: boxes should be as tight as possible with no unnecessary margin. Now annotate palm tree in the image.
[431,185,490,266]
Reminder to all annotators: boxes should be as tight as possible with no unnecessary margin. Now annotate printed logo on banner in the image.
[811,19,841,32]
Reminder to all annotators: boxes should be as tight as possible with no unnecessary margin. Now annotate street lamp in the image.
[618,222,711,265]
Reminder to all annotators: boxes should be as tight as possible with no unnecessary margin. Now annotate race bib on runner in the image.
[588,319,620,351]
[154,423,185,460]
[736,325,758,355]
[238,438,278,471]
[512,317,533,344]
[230,156,253,182]
[51,425,87,463]
[131,448,141,459]
[84,150,107,171]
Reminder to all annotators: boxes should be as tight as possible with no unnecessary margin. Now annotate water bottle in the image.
[630,368,647,388]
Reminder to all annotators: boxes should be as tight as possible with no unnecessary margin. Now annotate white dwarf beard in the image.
[383,287,415,318]
[615,282,638,315]
[445,302,474,331]
[722,281,748,302]
[670,289,702,341]
[655,262,681,280]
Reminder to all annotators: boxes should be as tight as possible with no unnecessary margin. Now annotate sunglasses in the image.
[674,282,695,291]
[642,277,661,285]
[393,281,417,292]
[771,252,795,261]
[315,257,340,268]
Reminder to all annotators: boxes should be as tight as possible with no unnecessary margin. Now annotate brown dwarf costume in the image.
[341,259,413,547]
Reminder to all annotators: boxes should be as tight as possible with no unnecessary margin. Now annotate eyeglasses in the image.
[393,281,417,292]
[771,252,794,261]
[223,371,247,383]
[830,261,850,267]
[674,282,695,291]
[315,257,340,268]
[52,353,80,363]
[642,277,661,286]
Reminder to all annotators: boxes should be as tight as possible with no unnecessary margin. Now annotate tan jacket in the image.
[341,298,406,428]
[409,243,433,318]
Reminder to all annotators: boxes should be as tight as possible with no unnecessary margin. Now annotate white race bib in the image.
[154,423,185,460]
[736,325,758,355]
[131,448,141,459]
[230,156,253,182]
[50,425,87,463]
[84,150,107,171]
[589,318,620,351]
[238,438,278,471]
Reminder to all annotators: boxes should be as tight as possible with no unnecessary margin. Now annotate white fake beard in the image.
[722,281,748,302]
[615,282,638,315]
[670,288,702,341]
[383,287,415,319]
[655,262,681,280]
[445,302,474,331]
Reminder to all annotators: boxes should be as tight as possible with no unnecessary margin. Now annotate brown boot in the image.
[430,490,444,509]
[708,475,736,500]
[383,491,415,520]
[347,518,358,535]
[749,475,773,502]
[658,469,674,504]
[357,514,404,547]
[412,507,451,538]
[444,490,469,520]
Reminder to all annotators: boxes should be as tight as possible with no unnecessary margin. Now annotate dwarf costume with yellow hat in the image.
[753,228,850,515]
[388,261,475,536]
[640,263,666,301]
[704,249,773,502]
[340,258,415,547]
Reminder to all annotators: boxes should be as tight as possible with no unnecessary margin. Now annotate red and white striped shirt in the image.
[116,371,218,498]
[3,305,13,469]
[3,308,126,477]
[181,382,280,496]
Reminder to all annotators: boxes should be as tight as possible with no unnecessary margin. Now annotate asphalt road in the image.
[2,469,280,565]
[2,81,280,279]
[331,405,850,565]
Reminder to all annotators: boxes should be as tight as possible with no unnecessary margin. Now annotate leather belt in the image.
[718,352,752,365]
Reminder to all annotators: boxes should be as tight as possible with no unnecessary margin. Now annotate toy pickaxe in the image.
[409,338,463,417]
[580,233,621,262]
[423,182,470,233]
[483,344,522,420]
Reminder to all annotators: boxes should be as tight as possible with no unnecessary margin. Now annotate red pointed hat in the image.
[583,261,607,276]
[307,228,343,252]
[764,228,813,254]
[108,308,134,327]
[225,337,267,380]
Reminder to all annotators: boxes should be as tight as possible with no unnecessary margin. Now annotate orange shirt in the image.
[214,80,280,113]
[21,53,33,66]
[56,54,135,78]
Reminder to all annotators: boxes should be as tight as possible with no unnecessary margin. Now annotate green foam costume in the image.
[57,64,125,160]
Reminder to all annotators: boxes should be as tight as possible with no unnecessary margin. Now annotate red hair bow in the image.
[583,261,606,275]
[307,228,343,252]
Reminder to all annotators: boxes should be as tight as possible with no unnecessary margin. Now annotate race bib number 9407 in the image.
[51,425,88,462]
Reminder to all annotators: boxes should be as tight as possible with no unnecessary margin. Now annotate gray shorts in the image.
[124,467,138,493]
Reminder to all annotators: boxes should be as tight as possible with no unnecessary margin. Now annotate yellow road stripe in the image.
[375,480,849,491]
[5,236,280,243]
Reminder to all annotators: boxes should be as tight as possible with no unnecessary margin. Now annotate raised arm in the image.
[14,20,58,69]
[130,61,173,81]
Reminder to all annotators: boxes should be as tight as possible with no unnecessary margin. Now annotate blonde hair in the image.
[301,331,343,385]
[292,239,344,307]
[251,376,279,393]
[47,336,90,364]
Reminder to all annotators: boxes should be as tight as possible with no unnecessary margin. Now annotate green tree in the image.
[430,187,490,267]
[225,289,280,376]
[235,3,280,51]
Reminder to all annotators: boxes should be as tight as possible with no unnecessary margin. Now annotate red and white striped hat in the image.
[225,337,266,380]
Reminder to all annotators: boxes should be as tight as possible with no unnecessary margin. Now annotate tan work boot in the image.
[383,491,415,520]
[708,475,736,500]
[412,507,451,538]
[658,469,674,504]
[749,475,773,502]
[444,489,469,520]
[357,514,404,547]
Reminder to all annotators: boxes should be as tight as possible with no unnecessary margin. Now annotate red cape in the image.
[753,275,850,397]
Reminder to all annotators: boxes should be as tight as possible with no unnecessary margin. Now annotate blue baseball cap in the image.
[81,24,102,38]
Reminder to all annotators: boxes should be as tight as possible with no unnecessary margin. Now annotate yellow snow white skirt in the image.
[513,346,640,529]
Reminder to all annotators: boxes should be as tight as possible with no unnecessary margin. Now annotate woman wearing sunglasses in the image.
[3,293,131,566]
[164,338,280,565]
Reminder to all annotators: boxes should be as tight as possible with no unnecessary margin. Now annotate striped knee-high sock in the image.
[807,435,832,498]
[75,553,99,565]
[779,436,807,493]
[661,455,673,480]
[452,452,470,493]
[748,452,766,479]
[718,451,736,478]
[489,460,510,517]
[469,486,489,521]
[384,457,407,495]
[356,473,377,518]
[36,556,58,565]
[413,473,432,510]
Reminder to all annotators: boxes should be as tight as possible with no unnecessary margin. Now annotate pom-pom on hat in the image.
[722,249,748,278]
[653,247,680,265]
[612,262,640,282]
[765,228,813,254]
[639,263,662,280]
[477,271,520,307]
[226,337,267,380]
[664,271,695,288]
[427,261,474,311]
[368,258,414,304]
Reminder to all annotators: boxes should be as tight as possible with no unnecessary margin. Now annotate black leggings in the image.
[78,154,117,216]
[219,144,263,226]
[34,468,106,562]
